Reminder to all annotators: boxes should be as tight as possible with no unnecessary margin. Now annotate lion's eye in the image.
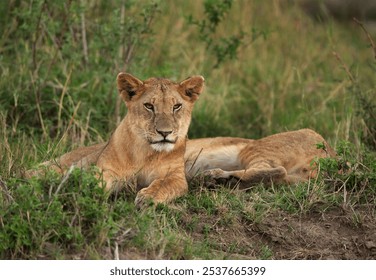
[173,103,182,112]
[144,103,154,111]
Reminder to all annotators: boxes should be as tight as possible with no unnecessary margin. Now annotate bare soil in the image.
[115,205,376,260]
[247,206,376,259]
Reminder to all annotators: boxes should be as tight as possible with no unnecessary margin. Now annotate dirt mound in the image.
[112,205,376,260]
[247,207,376,259]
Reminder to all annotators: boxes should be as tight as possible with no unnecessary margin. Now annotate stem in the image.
[80,2,89,65]
[32,0,47,72]
[332,51,355,83]
[353,18,376,60]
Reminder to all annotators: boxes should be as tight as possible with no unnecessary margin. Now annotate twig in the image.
[30,71,48,138]
[54,164,75,197]
[119,1,126,61]
[57,70,72,135]
[32,0,47,72]
[80,1,89,65]
[81,109,92,145]
[115,0,127,126]
[47,101,81,161]
[332,51,356,83]
[187,148,204,173]
[124,44,135,67]
[114,241,119,260]
[353,18,376,60]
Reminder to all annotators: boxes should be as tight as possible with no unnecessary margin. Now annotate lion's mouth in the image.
[150,139,176,145]
[149,138,177,152]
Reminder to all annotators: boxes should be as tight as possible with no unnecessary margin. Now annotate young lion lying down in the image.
[185,129,336,186]
[31,72,205,207]
[35,127,335,203]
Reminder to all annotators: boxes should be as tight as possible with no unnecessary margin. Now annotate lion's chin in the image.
[150,142,175,152]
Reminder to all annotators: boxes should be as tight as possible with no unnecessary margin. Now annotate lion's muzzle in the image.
[150,130,177,152]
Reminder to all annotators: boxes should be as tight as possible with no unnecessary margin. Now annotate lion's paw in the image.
[134,188,154,209]
[203,168,227,179]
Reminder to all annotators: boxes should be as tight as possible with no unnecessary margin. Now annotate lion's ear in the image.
[117,72,143,102]
[179,75,205,102]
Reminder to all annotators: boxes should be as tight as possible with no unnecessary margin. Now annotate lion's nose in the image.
[156,129,172,138]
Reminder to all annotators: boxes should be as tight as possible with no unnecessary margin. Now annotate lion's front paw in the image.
[134,188,155,209]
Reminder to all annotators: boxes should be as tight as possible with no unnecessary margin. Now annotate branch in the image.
[332,51,356,83]
[353,17,376,60]
[80,3,89,65]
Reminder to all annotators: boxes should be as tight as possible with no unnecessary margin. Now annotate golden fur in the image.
[38,128,335,194]
[185,129,335,186]
[33,73,205,206]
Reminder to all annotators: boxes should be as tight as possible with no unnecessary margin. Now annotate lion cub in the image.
[185,129,335,186]
[37,73,205,206]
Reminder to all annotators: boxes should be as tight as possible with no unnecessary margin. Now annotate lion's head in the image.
[117,73,204,152]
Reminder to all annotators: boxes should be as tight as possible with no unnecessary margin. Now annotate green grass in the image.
[1,0,376,259]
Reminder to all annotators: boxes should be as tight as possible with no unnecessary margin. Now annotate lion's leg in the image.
[203,161,287,185]
[283,164,317,184]
[100,169,120,191]
[24,161,64,178]
[135,173,188,207]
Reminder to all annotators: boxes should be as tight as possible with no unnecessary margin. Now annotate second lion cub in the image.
[185,129,335,186]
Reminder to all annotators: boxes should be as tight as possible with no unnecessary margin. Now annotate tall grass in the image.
[1,0,375,259]
[1,1,374,146]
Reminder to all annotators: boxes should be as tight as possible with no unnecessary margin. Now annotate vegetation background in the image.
[0,0,375,259]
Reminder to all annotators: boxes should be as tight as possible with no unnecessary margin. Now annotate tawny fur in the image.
[185,129,336,186]
[34,128,335,194]
[30,73,205,206]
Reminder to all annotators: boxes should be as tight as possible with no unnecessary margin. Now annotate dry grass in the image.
[1,0,375,260]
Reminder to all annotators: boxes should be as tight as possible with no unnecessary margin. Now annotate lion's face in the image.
[117,73,204,152]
